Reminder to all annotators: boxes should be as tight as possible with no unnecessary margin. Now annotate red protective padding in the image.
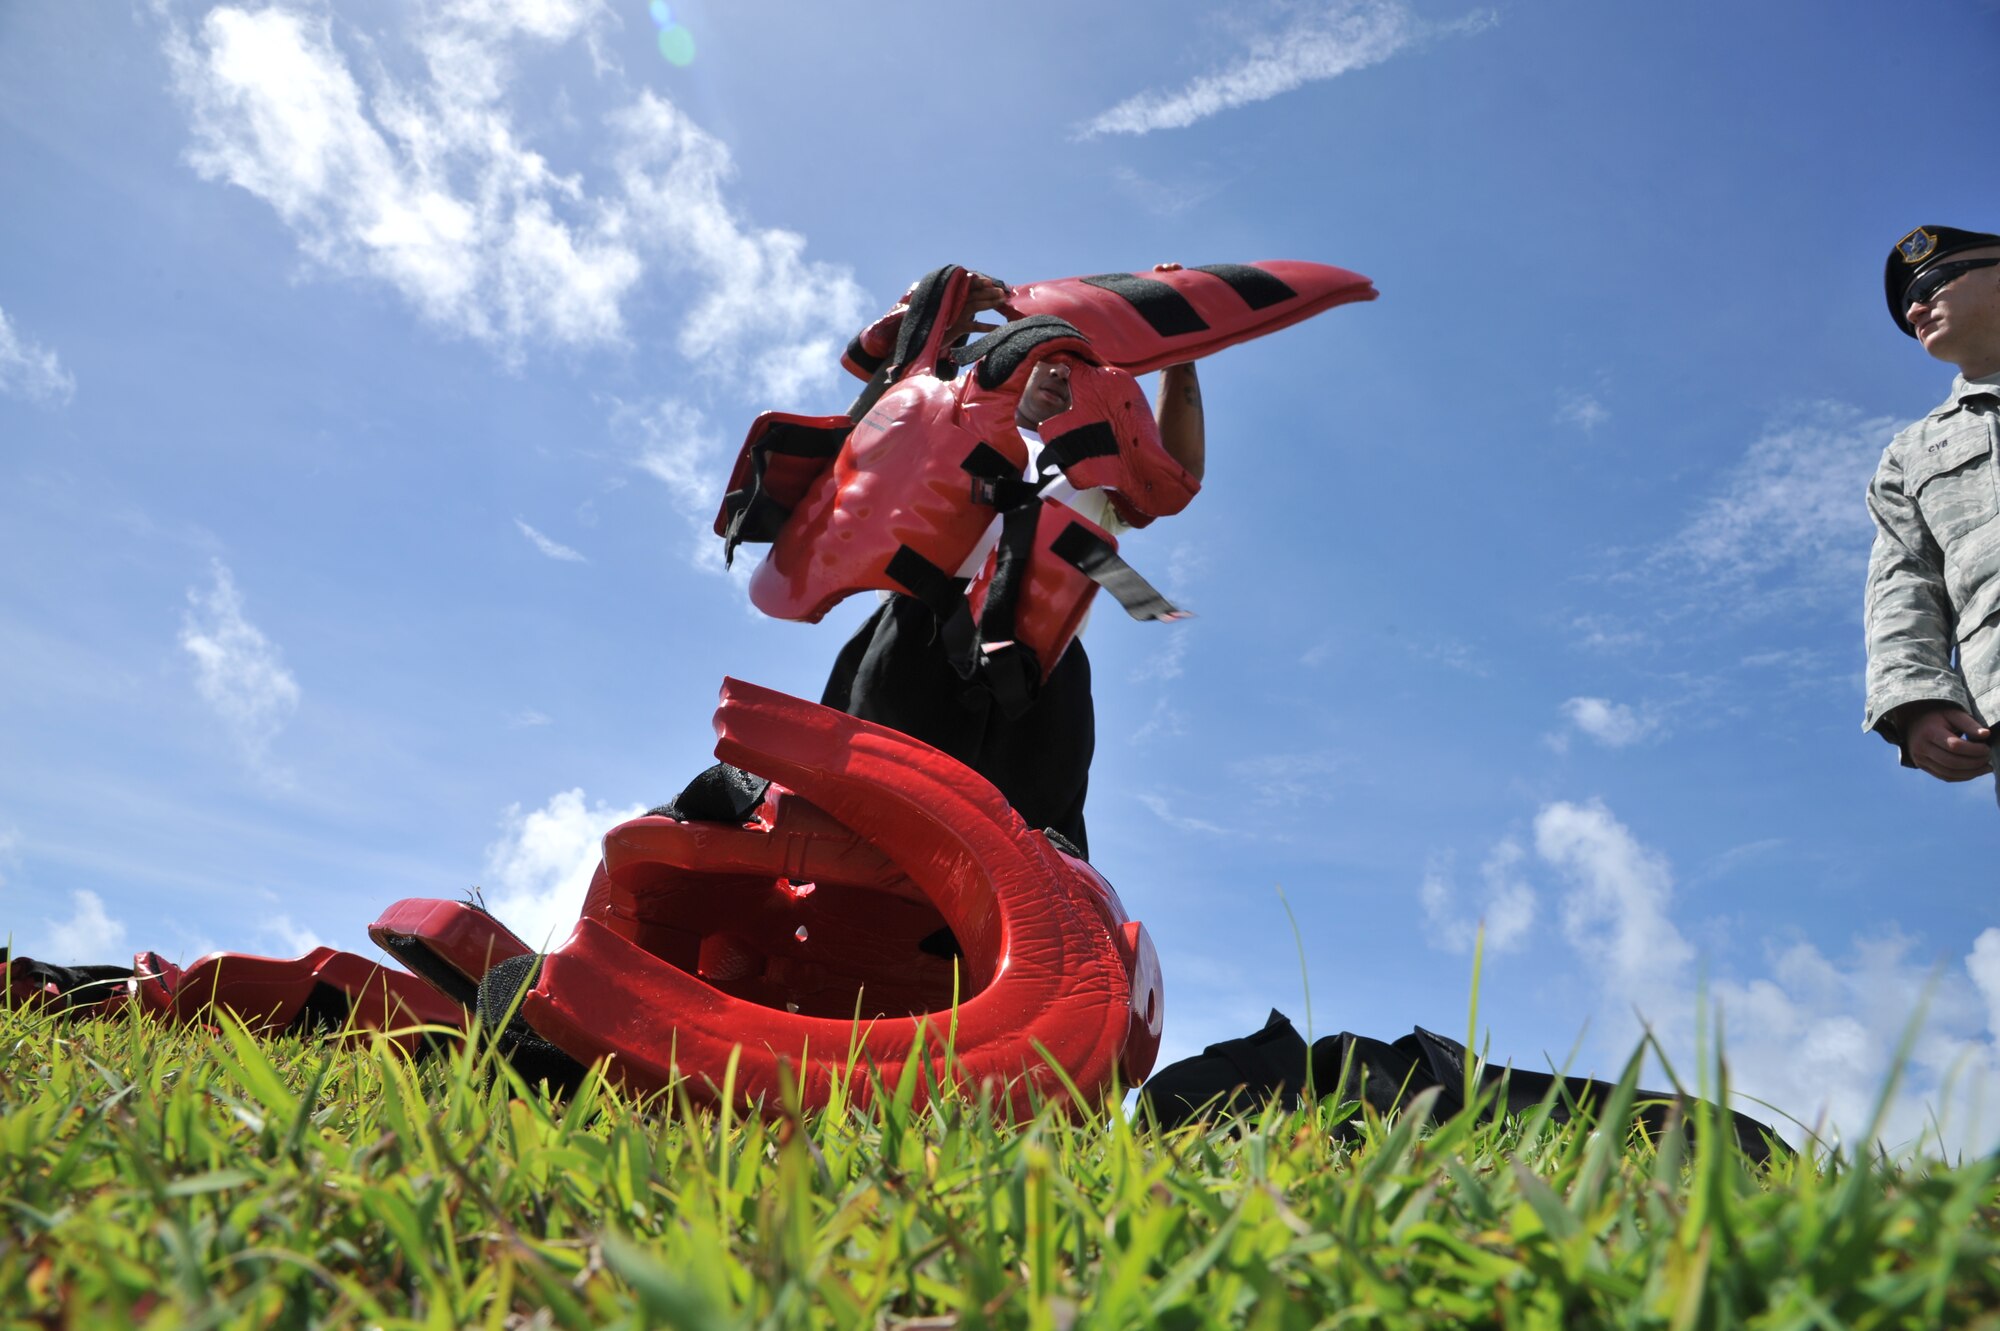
[1035,363,1200,529]
[1001,261,1377,375]
[748,375,1029,623]
[712,412,854,538]
[966,498,1106,684]
[368,897,535,1000]
[519,678,1160,1117]
[132,946,463,1049]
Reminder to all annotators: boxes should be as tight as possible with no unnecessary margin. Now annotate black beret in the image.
[1885,225,2000,336]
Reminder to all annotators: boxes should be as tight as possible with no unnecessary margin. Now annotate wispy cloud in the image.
[1225,752,1347,807]
[261,913,325,956]
[1552,695,1659,750]
[1658,402,1897,605]
[508,708,553,728]
[166,5,638,357]
[0,304,76,406]
[1110,165,1218,218]
[1556,391,1609,433]
[179,560,301,770]
[483,787,644,949]
[609,93,868,399]
[1420,842,1537,954]
[1079,1,1497,138]
[515,518,587,562]
[621,395,736,575]
[1130,628,1193,682]
[1455,796,2000,1153]
[1135,791,1229,835]
[162,3,864,386]
[34,889,130,965]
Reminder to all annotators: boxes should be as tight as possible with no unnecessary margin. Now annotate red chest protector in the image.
[719,316,1200,705]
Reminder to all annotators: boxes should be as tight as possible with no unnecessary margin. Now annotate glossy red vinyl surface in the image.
[1001,260,1377,375]
[368,896,534,995]
[966,498,1105,684]
[1038,364,1199,528]
[133,946,463,1048]
[520,678,1159,1117]
[749,375,1024,623]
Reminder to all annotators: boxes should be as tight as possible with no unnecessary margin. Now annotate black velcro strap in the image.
[886,546,979,678]
[1080,273,1211,338]
[844,334,886,376]
[1039,420,1119,473]
[955,316,1088,389]
[961,441,1041,507]
[1191,263,1297,310]
[960,442,1019,481]
[978,502,1042,643]
[1049,522,1186,622]
[890,265,961,377]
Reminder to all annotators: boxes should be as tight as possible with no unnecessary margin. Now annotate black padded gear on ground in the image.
[475,953,590,1097]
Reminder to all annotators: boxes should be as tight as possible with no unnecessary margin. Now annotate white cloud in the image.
[1130,627,1193,682]
[261,913,325,956]
[483,787,645,949]
[1661,403,1898,603]
[163,1,869,389]
[515,518,587,562]
[36,890,130,965]
[509,708,553,728]
[1497,797,2000,1155]
[1557,696,1658,749]
[1134,792,1229,835]
[1080,1,1497,138]
[1556,391,1609,433]
[1420,841,1537,954]
[180,560,301,768]
[1536,800,1694,1015]
[1132,696,1189,742]
[1969,928,2000,1044]
[607,92,868,399]
[1110,165,1218,218]
[0,304,76,406]
[1225,752,1346,807]
[166,5,642,358]
[623,395,738,575]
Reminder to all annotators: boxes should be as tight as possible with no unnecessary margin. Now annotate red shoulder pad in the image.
[1002,261,1376,373]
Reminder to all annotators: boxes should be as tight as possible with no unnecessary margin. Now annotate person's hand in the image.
[950,271,1010,341]
[1904,706,1995,782]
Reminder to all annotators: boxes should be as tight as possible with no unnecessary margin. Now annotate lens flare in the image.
[647,2,695,66]
[657,24,695,65]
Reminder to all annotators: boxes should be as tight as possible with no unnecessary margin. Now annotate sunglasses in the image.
[1907,257,2000,309]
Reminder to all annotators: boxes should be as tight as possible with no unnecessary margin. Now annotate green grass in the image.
[3,1003,1998,1330]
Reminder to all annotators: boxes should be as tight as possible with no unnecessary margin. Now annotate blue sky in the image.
[5,0,2000,1152]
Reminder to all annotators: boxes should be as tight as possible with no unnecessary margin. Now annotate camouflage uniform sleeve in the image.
[1863,437,1973,758]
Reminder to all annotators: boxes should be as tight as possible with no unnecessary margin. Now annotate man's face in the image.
[1909,245,2000,371]
[1016,360,1073,427]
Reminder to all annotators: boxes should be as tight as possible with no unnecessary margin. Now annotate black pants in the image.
[821,595,1095,856]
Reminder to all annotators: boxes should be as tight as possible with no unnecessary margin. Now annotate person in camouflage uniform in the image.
[1864,225,2000,795]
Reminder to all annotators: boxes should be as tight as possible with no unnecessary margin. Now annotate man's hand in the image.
[1904,706,1995,781]
[949,271,1010,341]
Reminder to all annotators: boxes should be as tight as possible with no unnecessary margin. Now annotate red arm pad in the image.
[1036,365,1199,526]
[842,306,906,381]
